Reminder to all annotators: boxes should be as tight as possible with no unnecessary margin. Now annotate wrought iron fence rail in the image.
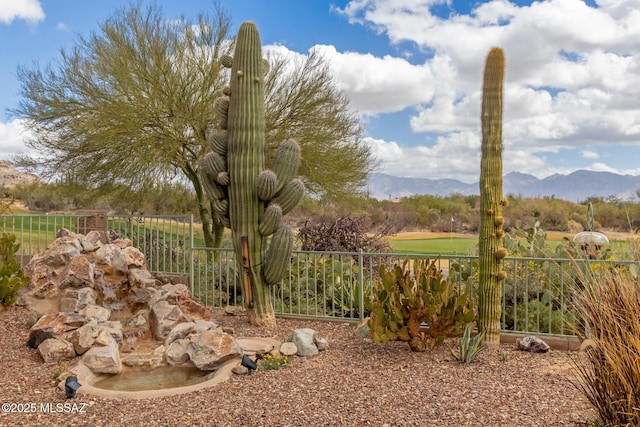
[190,247,637,338]
[5,214,638,338]
[1,213,193,277]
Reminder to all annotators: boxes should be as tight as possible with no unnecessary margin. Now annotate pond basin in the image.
[65,357,240,400]
[92,365,212,392]
[63,337,280,399]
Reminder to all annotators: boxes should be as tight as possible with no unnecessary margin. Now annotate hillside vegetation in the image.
[3,180,640,235]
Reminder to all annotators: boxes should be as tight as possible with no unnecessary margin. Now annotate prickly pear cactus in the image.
[198,21,303,327]
[367,258,475,352]
[0,233,30,306]
[477,47,507,347]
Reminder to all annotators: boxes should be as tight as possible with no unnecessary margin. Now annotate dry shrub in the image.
[297,216,391,253]
[571,266,640,426]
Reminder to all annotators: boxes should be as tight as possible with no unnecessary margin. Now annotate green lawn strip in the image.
[390,236,630,258]
[390,237,477,255]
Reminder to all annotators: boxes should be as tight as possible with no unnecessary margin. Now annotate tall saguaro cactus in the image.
[477,47,507,347]
[199,22,303,327]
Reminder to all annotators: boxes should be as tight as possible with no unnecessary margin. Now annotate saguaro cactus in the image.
[199,22,303,327]
[477,47,507,347]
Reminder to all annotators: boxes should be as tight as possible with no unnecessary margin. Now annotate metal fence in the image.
[190,246,640,338]
[0,213,193,281]
[4,213,637,338]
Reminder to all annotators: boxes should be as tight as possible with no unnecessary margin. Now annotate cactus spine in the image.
[198,21,303,327]
[477,47,506,347]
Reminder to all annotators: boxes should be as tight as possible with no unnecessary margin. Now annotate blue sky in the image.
[1,0,640,183]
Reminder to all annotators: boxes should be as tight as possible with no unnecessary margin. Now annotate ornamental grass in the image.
[571,266,640,426]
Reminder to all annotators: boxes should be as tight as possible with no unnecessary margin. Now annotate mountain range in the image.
[367,171,640,202]
[2,160,637,203]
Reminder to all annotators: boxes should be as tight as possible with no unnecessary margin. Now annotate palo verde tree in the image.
[10,4,374,247]
[477,47,508,348]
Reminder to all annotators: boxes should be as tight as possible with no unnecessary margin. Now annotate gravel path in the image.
[0,306,593,427]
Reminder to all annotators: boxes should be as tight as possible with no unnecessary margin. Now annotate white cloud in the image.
[311,44,436,115]
[56,22,69,32]
[0,119,32,159]
[327,0,640,180]
[588,161,618,173]
[0,0,44,25]
[581,150,600,159]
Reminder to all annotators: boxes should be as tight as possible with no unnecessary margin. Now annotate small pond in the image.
[92,365,211,392]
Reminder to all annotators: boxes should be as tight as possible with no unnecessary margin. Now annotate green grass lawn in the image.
[390,237,478,255]
[390,235,633,258]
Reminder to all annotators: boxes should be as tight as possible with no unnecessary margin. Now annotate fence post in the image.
[359,249,364,321]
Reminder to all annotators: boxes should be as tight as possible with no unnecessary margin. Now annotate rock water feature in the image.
[16,228,279,398]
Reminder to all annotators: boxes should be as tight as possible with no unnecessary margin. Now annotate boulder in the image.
[85,230,109,246]
[516,335,550,353]
[94,328,114,346]
[164,322,198,346]
[111,247,145,274]
[149,300,188,340]
[59,287,97,313]
[94,244,120,265]
[77,230,106,252]
[59,256,94,289]
[194,319,218,333]
[81,304,111,322]
[124,312,148,328]
[232,364,249,375]
[27,312,86,348]
[187,330,242,371]
[42,238,81,267]
[71,320,101,354]
[111,237,133,249]
[288,328,319,357]
[127,287,159,309]
[165,338,192,366]
[98,321,123,343]
[280,342,298,356]
[128,269,157,288]
[122,354,163,368]
[21,253,52,290]
[166,293,211,321]
[38,338,76,363]
[224,305,244,316]
[236,337,276,356]
[82,335,122,374]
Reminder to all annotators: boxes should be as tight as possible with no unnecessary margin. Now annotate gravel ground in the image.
[0,306,594,427]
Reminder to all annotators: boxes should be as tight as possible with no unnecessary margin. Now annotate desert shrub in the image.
[0,233,30,305]
[571,267,640,426]
[297,215,391,253]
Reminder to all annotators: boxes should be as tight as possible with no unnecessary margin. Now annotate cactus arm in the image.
[477,47,507,347]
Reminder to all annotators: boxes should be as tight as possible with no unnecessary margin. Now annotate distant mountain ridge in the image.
[0,161,40,188]
[367,171,640,202]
